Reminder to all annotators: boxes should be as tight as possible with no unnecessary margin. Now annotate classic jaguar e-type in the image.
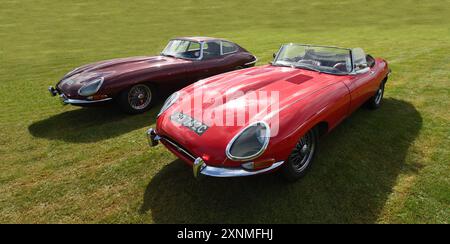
[147,44,390,181]
[48,37,257,113]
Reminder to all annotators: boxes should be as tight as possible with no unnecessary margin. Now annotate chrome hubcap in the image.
[300,144,309,154]
[128,85,152,110]
[290,130,316,172]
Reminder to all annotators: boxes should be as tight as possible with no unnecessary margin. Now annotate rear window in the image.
[222,41,238,54]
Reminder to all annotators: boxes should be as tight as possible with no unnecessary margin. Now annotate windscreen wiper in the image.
[161,53,177,58]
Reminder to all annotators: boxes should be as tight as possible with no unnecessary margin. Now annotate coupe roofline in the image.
[171,36,229,43]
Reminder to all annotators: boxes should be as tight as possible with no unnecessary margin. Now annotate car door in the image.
[192,41,224,80]
[156,40,199,89]
[345,69,373,113]
[342,48,377,113]
[192,41,242,80]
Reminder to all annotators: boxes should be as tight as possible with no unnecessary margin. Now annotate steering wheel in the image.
[333,62,348,72]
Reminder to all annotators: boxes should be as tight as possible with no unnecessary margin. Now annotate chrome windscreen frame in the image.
[161,39,204,61]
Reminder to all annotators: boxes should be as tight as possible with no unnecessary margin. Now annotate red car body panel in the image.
[54,37,256,102]
[156,58,389,170]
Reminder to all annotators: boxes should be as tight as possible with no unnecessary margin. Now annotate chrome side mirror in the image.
[354,67,370,74]
[352,63,369,74]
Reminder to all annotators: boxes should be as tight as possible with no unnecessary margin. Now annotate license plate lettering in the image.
[170,112,209,136]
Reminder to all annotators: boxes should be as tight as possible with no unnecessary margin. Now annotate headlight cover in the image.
[226,121,271,161]
[158,91,179,117]
[78,77,104,96]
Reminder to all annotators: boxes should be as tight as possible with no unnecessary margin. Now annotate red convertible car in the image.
[48,37,256,113]
[147,44,390,181]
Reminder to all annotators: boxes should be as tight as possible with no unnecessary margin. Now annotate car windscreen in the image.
[161,40,201,59]
[273,44,352,75]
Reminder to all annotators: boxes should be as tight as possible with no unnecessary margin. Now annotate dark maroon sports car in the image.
[48,37,257,113]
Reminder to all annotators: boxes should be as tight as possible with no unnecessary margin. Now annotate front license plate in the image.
[170,112,209,136]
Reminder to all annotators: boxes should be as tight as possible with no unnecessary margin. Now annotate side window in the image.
[187,42,200,51]
[186,42,201,59]
[221,41,238,54]
[202,41,221,59]
[352,48,368,71]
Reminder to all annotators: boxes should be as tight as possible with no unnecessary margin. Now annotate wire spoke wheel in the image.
[289,130,316,173]
[128,84,152,110]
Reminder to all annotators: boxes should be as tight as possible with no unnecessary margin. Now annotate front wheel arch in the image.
[315,121,329,138]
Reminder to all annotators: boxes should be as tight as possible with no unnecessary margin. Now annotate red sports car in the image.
[147,44,390,181]
[48,37,257,113]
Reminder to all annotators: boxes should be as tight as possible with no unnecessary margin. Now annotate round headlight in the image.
[78,77,104,96]
[226,121,270,161]
[158,91,179,117]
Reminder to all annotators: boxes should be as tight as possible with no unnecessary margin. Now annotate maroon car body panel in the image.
[54,37,256,102]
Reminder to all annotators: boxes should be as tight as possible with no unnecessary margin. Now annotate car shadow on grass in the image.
[140,98,423,223]
[28,104,161,143]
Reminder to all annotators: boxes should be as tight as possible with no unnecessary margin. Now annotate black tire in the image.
[281,127,319,182]
[117,84,155,114]
[366,81,385,110]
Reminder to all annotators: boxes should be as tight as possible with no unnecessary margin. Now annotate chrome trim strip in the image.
[220,41,239,55]
[200,160,284,177]
[285,43,352,51]
[147,128,197,160]
[244,56,258,66]
[225,121,271,161]
[160,137,197,161]
[61,95,112,105]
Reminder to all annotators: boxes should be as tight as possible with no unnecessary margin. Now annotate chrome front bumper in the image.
[59,94,112,105]
[146,128,284,178]
[48,86,58,96]
[194,157,284,178]
[48,86,112,105]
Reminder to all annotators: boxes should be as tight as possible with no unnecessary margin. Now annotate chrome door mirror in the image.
[354,66,370,74]
[352,63,369,74]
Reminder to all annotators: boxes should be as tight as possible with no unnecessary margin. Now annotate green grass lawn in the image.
[0,0,449,223]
